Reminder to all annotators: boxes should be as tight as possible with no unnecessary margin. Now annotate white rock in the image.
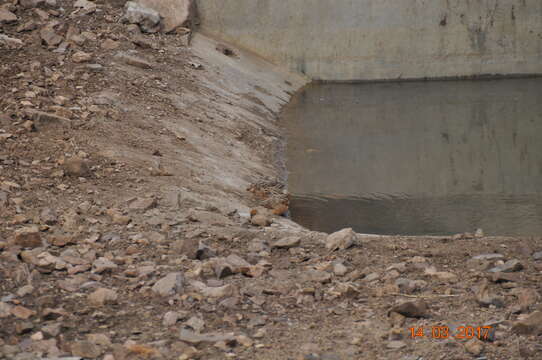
[190,280,234,298]
[92,257,118,274]
[122,1,162,33]
[152,272,184,296]
[163,311,179,326]
[333,262,348,276]
[0,8,18,24]
[88,288,118,307]
[74,0,97,11]
[272,236,301,249]
[0,34,24,49]
[138,0,197,33]
[0,302,13,318]
[326,228,357,251]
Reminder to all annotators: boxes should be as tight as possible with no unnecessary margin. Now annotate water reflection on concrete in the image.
[282,79,542,236]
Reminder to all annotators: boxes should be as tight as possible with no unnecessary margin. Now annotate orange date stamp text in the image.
[409,326,493,340]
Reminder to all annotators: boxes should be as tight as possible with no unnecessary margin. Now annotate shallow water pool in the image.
[281,78,542,236]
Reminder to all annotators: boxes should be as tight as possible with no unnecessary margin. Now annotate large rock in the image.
[152,272,184,296]
[190,280,234,298]
[212,258,233,279]
[488,259,524,273]
[19,0,47,8]
[176,238,215,260]
[64,157,90,177]
[472,253,504,261]
[92,257,118,274]
[0,34,23,49]
[0,302,13,318]
[40,26,63,47]
[424,266,459,283]
[326,228,357,251]
[138,0,197,33]
[511,288,541,314]
[74,0,97,13]
[225,254,251,273]
[72,51,92,63]
[40,207,58,225]
[11,305,36,319]
[86,333,112,348]
[464,338,484,356]
[71,341,103,358]
[122,1,162,33]
[105,209,130,225]
[0,8,18,24]
[389,300,429,318]
[302,269,332,284]
[115,52,153,69]
[128,197,157,212]
[13,226,43,248]
[88,288,118,307]
[490,272,520,283]
[24,109,69,125]
[179,329,235,345]
[512,311,542,336]
[163,311,179,326]
[272,236,301,249]
[475,280,504,308]
[250,214,271,227]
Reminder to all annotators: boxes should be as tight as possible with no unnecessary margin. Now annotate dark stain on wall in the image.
[468,25,487,53]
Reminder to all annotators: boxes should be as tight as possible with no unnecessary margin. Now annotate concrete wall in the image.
[284,79,542,198]
[197,0,542,81]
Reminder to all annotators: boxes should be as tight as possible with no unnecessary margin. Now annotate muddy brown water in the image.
[281,78,542,236]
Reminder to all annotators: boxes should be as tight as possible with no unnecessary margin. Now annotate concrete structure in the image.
[197,0,542,81]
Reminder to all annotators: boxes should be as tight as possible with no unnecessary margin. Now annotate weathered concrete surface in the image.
[197,0,542,81]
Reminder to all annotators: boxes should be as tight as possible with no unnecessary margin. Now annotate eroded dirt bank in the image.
[1,1,542,360]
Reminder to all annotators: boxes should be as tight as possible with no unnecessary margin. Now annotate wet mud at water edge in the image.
[281,78,542,236]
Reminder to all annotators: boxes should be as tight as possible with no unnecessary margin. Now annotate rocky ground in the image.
[1,1,542,360]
